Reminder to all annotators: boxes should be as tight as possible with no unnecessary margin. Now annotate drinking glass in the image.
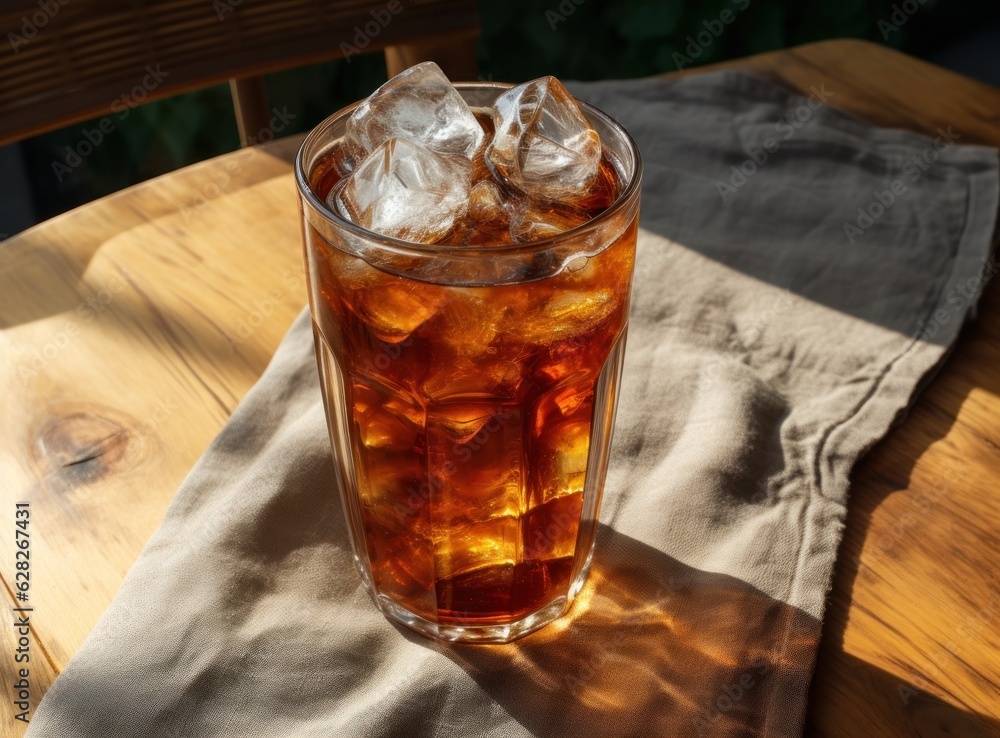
[295,83,641,643]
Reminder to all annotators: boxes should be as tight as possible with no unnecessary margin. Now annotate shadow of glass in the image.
[408,526,821,738]
[393,274,1000,738]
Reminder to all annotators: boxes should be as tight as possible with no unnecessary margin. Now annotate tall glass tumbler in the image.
[296,83,642,643]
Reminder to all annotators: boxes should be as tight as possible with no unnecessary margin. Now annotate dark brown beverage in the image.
[297,75,642,642]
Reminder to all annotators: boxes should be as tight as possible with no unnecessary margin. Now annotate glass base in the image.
[378,595,569,644]
[363,554,595,644]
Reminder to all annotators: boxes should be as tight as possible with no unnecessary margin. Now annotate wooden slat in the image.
[229,76,270,148]
[0,0,480,145]
[385,27,479,79]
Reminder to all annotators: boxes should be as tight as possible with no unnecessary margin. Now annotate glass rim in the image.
[293,81,643,259]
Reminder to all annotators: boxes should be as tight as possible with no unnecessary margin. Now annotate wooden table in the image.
[2,39,998,736]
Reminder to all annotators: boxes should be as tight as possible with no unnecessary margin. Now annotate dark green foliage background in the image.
[18,0,1000,222]
[479,0,879,81]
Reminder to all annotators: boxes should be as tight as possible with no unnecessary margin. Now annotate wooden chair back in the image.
[0,0,480,147]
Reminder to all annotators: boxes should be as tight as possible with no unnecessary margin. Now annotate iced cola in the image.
[296,64,641,642]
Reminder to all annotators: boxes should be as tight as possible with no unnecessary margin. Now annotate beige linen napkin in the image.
[27,72,999,737]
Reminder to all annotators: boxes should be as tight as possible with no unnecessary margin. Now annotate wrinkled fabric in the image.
[29,72,998,738]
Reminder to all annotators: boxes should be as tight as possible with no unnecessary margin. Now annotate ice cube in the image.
[350,377,381,415]
[345,61,485,160]
[370,528,436,603]
[470,128,495,184]
[543,289,619,334]
[426,403,523,529]
[427,403,499,445]
[421,355,523,401]
[523,493,582,560]
[468,180,513,229]
[335,137,472,243]
[532,384,594,436]
[509,198,592,242]
[354,277,447,343]
[358,405,416,450]
[326,250,446,342]
[432,517,518,579]
[532,419,591,505]
[441,180,516,246]
[508,288,619,347]
[487,76,602,203]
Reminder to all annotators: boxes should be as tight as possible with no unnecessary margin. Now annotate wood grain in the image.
[1,39,999,736]
[0,0,480,146]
